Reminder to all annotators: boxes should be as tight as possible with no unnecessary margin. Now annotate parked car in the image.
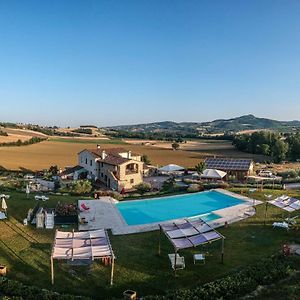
[258,170,274,178]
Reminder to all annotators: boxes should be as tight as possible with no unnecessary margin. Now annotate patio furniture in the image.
[273,221,289,230]
[285,216,298,226]
[168,253,185,270]
[193,253,205,265]
[80,203,90,211]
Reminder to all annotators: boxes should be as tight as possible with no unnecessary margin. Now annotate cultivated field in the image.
[0,137,270,171]
[0,128,47,143]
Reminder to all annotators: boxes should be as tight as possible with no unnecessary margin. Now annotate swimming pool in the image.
[116,190,244,225]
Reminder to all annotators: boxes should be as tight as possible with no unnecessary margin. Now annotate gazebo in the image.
[158,219,225,275]
[51,229,115,285]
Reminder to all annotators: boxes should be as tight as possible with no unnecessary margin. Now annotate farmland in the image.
[0,128,47,144]
[0,137,270,171]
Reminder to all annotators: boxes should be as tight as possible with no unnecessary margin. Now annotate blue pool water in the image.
[116,190,244,225]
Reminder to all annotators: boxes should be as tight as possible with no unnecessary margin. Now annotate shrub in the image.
[202,182,229,190]
[134,182,152,194]
[0,277,90,300]
[187,184,203,193]
[143,255,294,300]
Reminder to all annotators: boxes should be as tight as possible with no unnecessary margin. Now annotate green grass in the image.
[0,189,300,299]
[48,137,126,145]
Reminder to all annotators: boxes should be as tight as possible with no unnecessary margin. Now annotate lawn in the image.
[0,189,300,299]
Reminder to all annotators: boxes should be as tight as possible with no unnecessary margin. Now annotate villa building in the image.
[78,146,144,191]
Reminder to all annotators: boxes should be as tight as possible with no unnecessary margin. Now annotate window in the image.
[90,160,92,166]
[101,162,104,167]
[101,173,103,177]
[85,158,88,164]
[130,179,134,184]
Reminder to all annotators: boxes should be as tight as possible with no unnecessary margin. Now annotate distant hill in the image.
[107,114,300,136]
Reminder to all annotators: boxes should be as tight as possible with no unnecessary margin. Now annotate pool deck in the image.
[78,189,263,235]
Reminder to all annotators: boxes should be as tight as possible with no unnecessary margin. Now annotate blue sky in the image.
[0,0,300,126]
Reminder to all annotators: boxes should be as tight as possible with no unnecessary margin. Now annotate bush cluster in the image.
[0,137,46,147]
[0,277,90,300]
[143,255,293,300]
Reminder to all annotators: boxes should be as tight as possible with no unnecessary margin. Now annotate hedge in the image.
[0,277,91,300]
[143,255,294,300]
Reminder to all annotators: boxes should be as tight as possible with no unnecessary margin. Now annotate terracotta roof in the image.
[79,147,141,166]
[100,154,129,165]
[88,147,128,157]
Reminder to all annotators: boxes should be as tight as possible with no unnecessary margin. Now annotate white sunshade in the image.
[52,229,114,260]
[1,198,7,210]
[268,196,300,212]
[158,164,185,172]
[200,169,227,179]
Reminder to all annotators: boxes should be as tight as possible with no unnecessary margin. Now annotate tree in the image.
[141,154,151,165]
[271,139,288,163]
[195,162,206,174]
[49,165,59,176]
[287,133,300,160]
[171,142,180,150]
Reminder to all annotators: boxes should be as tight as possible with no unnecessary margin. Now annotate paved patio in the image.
[78,189,263,235]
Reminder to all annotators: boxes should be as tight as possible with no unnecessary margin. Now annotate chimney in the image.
[128,151,132,159]
[97,144,101,149]
[101,150,107,160]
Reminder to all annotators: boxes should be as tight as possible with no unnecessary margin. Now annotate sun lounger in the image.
[168,253,185,270]
[80,203,90,211]
[285,216,298,225]
[273,221,289,230]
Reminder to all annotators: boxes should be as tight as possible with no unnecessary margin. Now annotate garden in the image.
[0,187,300,299]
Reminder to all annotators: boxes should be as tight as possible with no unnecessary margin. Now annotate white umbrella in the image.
[2,198,7,212]
[200,169,227,179]
[158,164,185,172]
[26,184,30,198]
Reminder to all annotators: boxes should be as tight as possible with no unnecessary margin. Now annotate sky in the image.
[0,0,300,127]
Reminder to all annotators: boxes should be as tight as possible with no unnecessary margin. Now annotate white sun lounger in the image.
[168,253,185,270]
[273,221,289,230]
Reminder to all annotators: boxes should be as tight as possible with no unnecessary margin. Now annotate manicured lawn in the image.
[0,189,300,299]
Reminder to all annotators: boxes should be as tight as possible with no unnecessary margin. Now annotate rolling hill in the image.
[107,114,300,135]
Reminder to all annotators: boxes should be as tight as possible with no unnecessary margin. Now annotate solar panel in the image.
[205,158,252,171]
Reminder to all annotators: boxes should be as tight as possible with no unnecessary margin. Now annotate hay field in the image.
[0,138,269,171]
[0,128,47,143]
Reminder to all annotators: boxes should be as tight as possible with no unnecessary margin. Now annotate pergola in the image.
[268,195,300,212]
[158,219,225,275]
[51,229,115,285]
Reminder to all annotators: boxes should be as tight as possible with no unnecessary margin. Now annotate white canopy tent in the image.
[158,164,185,173]
[200,169,227,180]
[51,229,115,285]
